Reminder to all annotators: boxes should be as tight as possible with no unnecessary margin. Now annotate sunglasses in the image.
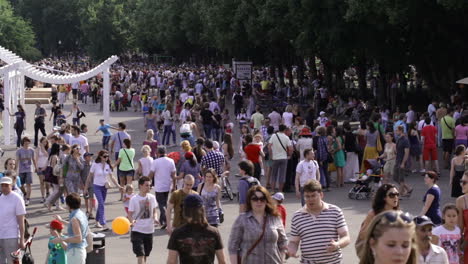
[461,180,468,186]
[251,196,266,202]
[387,192,400,198]
[378,211,413,225]
[102,155,109,158]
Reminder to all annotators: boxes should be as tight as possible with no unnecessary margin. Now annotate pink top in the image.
[455,125,468,140]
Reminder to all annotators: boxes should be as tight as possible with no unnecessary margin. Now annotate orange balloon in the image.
[112,216,131,235]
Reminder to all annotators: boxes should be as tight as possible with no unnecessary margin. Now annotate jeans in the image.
[155,192,169,225]
[162,125,176,145]
[212,128,221,142]
[34,122,46,147]
[319,162,330,188]
[102,136,111,149]
[72,117,80,126]
[94,184,108,225]
[203,124,212,139]
[15,127,23,148]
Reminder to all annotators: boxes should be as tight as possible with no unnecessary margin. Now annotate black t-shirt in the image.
[213,114,222,129]
[200,109,213,125]
[167,223,223,264]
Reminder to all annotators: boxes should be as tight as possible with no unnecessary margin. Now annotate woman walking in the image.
[136,145,153,180]
[114,138,135,200]
[330,127,346,187]
[361,121,379,171]
[450,145,466,198]
[343,122,359,182]
[65,145,85,194]
[420,171,442,225]
[84,150,123,230]
[178,152,201,190]
[6,105,26,148]
[197,169,222,227]
[143,129,158,159]
[35,137,50,202]
[144,108,159,141]
[162,104,176,147]
[228,185,287,264]
[379,133,396,183]
[408,122,424,173]
[456,171,468,263]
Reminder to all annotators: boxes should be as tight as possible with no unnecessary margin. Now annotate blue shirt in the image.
[98,124,112,136]
[67,209,88,249]
[0,173,21,189]
[424,186,442,225]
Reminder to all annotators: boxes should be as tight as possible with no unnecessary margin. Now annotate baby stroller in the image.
[348,159,384,200]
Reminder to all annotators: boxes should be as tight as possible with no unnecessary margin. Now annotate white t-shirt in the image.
[268,112,282,130]
[269,132,292,160]
[129,193,158,234]
[418,120,434,131]
[317,116,328,127]
[0,191,26,239]
[139,157,153,177]
[282,112,294,128]
[432,225,461,264]
[90,162,112,186]
[151,157,176,192]
[296,160,320,186]
[68,135,88,156]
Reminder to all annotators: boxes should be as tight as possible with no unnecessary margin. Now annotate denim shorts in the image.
[118,169,135,179]
[19,172,33,185]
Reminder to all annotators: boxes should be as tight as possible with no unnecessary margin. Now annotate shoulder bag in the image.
[238,215,267,264]
[275,133,289,158]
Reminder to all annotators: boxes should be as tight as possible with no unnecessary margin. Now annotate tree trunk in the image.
[357,60,367,93]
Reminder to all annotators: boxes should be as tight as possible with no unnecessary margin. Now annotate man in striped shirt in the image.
[288,180,350,264]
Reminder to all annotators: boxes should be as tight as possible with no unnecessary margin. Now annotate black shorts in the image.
[131,231,153,257]
[442,139,454,153]
[72,89,78,95]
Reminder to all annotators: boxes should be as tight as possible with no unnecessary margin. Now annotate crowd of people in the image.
[0,58,468,264]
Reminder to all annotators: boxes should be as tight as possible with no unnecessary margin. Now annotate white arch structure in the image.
[0,45,118,145]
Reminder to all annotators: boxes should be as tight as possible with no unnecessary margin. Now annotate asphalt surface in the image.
[0,98,455,264]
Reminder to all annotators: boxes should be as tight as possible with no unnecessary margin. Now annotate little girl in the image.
[432,203,461,264]
[123,184,135,217]
[47,220,67,264]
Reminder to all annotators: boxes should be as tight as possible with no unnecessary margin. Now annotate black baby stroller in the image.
[348,159,384,200]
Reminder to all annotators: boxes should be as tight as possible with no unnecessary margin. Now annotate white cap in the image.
[319,111,326,116]
[0,177,12,185]
[272,192,285,201]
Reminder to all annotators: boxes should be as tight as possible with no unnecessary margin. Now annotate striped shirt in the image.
[290,203,348,264]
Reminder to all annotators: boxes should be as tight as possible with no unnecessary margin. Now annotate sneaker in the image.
[419,169,426,173]
[160,224,167,230]
[411,169,417,173]
[40,198,46,204]
[95,223,103,229]
[25,199,30,206]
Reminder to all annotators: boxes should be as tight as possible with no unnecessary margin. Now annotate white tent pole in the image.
[3,73,11,145]
[103,67,110,123]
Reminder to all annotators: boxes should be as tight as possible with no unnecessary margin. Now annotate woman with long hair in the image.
[6,104,26,148]
[228,186,287,264]
[356,184,401,255]
[143,129,158,159]
[193,138,206,164]
[408,122,424,173]
[84,150,122,230]
[450,145,467,197]
[379,133,397,183]
[359,211,418,264]
[455,115,468,147]
[178,152,201,190]
[35,137,50,202]
[44,143,61,212]
[162,104,176,147]
[330,127,346,187]
[64,144,84,194]
[361,121,380,171]
[136,145,153,180]
[197,169,222,227]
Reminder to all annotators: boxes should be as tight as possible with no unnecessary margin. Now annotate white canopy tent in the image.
[456,77,468,85]
[0,45,118,145]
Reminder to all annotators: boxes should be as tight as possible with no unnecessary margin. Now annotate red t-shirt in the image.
[421,125,437,147]
[244,144,261,163]
[277,204,286,227]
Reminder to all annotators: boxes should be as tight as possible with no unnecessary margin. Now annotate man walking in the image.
[166,175,197,235]
[0,177,26,263]
[110,122,131,161]
[395,125,413,197]
[128,176,159,264]
[288,180,350,264]
[440,108,455,169]
[149,147,176,229]
[295,149,320,206]
[421,118,440,173]
[268,124,292,192]
[200,140,225,177]
[34,101,47,147]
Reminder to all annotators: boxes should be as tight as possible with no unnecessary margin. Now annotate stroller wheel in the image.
[348,192,354,199]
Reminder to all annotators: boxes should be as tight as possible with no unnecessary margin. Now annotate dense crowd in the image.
[0,58,468,264]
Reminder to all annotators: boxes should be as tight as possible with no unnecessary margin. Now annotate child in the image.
[432,203,461,264]
[272,192,286,227]
[46,219,67,264]
[123,184,135,217]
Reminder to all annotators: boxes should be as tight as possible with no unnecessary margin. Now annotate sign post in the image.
[232,60,252,86]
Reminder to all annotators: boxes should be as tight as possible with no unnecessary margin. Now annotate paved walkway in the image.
[0,99,455,263]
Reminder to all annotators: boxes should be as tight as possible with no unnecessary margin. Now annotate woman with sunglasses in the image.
[359,211,418,264]
[420,171,442,226]
[64,144,85,194]
[228,185,287,264]
[84,150,123,230]
[455,171,468,262]
[356,184,401,256]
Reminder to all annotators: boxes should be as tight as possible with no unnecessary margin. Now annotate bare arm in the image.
[215,249,226,264]
[167,250,178,264]
[401,148,410,168]
[449,158,455,186]
[63,218,82,243]
[17,215,25,248]
[166,202,174,235]
[420,194,435,216]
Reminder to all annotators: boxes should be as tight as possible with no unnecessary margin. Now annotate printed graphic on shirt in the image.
[439,233,460,264]
[135,198,151,220]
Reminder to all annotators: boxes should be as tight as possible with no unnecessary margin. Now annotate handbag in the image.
[376,133,383,153]
[43,166,57,184]
[22,245,34,264]
[237,216,267,264]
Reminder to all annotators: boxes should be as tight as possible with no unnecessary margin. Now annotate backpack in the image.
[241,176,260,189]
